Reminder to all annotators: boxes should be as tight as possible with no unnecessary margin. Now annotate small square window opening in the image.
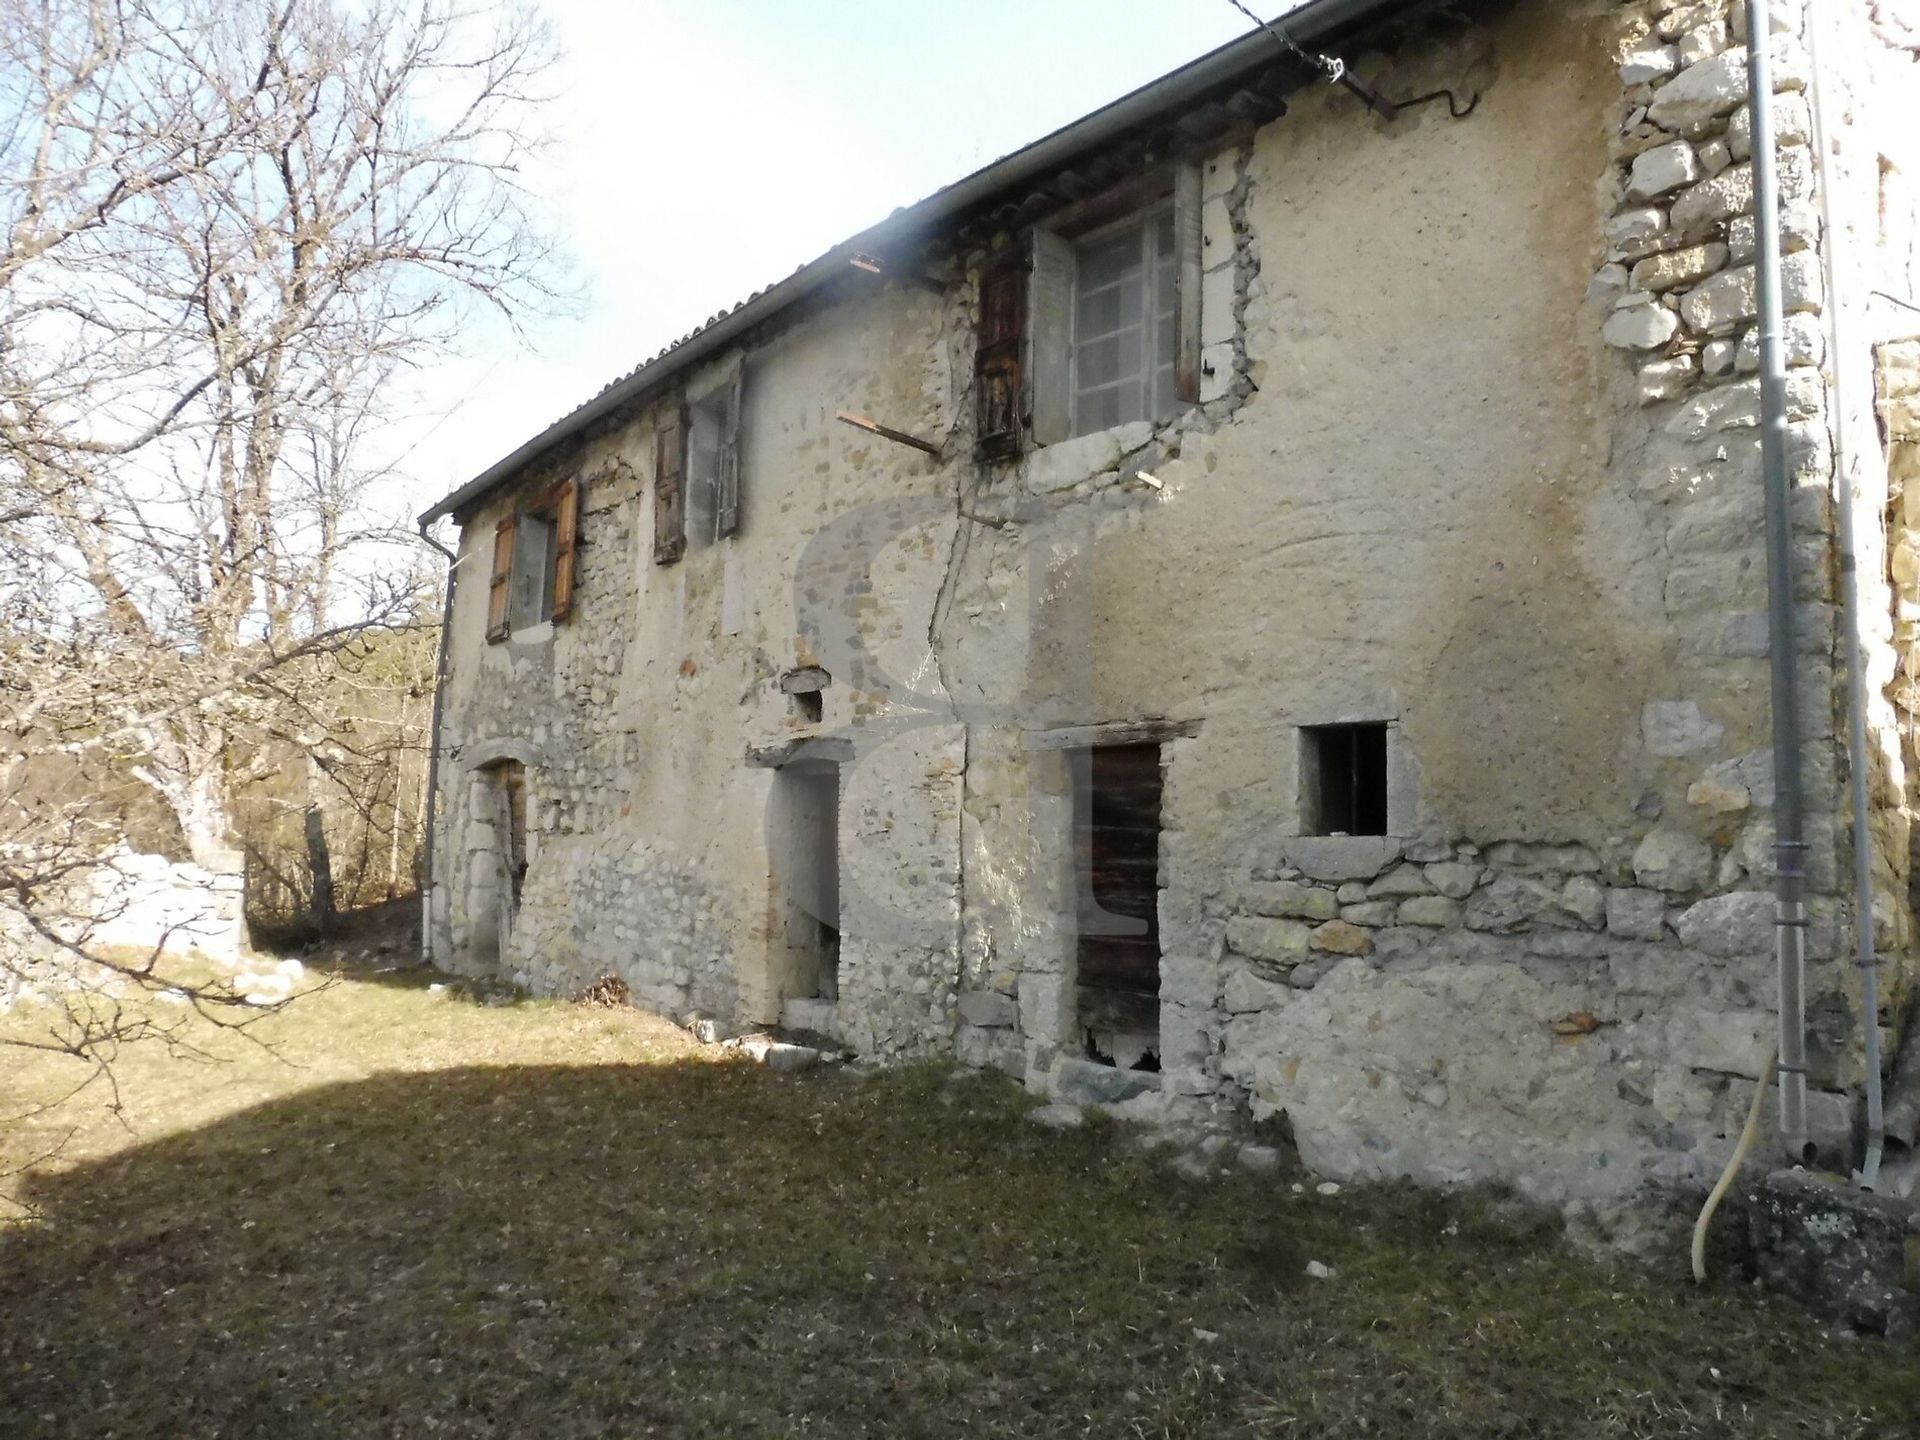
[1300,723,1389,837]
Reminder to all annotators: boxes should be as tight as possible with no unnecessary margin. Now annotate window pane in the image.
[1078,231,1141,290]
[1077,333,1126,390]
[1078,384,1122,434]
[1076,281,1139,340]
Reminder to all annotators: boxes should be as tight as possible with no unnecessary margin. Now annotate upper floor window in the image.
[654,358,744,565]
[486,477,579,642]
[975,163,1201,461]
[1070,209,1179,437]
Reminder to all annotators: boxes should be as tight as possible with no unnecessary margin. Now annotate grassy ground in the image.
[3,946,1917,1438]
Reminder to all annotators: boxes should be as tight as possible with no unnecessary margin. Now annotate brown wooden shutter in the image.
[716,361,744,539]
[973,245,1027,461]
[486,516,515,642]
[653,406,686,565]
[549,477,580,621]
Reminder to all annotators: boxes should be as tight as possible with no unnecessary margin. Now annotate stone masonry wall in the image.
[428,0,1907,1229]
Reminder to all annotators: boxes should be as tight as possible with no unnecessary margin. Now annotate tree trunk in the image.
[304,754,334,936]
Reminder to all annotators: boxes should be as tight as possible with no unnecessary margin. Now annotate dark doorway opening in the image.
[773,764,841,1002]
[1074,742,1163,1070]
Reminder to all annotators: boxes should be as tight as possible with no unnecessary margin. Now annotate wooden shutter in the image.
[486,516,515,642]
[973,245,1027,461]
[1027,229,1075,447]
[653,405,686,565]
[549,477,580,621]
[1172,162,1203,405]
[716,360,744,539]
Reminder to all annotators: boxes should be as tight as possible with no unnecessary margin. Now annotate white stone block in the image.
[1620,44,1679,85]
[1607,206,1669,251]
[1199,196,1234,269]
[1675,20,1729,67]
[1633,829,1714,893]
[1200,263,1238,349]
[1603,302,1680,350]
[1628,141,1703,200]
[1630,241,1728,292]
[1198,340,1236,403]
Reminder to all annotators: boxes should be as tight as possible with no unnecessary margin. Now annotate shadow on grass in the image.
[3,1059,1916,1439]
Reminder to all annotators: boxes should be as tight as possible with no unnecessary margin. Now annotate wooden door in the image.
[1075,742,1163,1055]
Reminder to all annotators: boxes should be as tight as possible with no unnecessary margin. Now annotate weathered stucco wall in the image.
[428,0,1908,1226]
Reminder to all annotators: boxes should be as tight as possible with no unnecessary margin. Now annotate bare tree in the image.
[2,0,559,1055]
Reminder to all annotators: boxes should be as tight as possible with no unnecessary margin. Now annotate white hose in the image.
[1691,1046,1778,1285]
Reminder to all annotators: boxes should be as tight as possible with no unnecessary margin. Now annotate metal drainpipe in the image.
[1748,0,1814,1165]
[1804,3,1885,1188]
[417,522,459,967]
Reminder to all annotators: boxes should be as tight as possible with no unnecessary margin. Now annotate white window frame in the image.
[1023,162,1202,449]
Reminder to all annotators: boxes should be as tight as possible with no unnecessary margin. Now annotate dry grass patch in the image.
[3,957,1916,1438]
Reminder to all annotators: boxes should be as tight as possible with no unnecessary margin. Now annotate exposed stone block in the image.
[1309,920,1372,955]
[1620,44,1679,84]
[1560,875,1607,930]
[1606,887,1669,940]
[1630,242,1728,293]
[1627,140,1702,200]
[1225,915,1311,962]
[1672,889,1775,957]
[1657,2,1721,43]
[1339,901,1397,927]
[1632,828,1714,892]
[1606,206,1668,252]
[1396,895,1460,928]
[1687,777,1752,812]
[1241,879,1339,921]
[1224,966,1292,1014]
[1603,301,1680,351]
[1422,861,1483,898]
[1646,47,1751,131]
[1054,1056,1160,1105]
[1275,836,1404,883]
[1366,863,1434,899]
[1646,39,1809,133]
[1463,873,1562,933]
[1675,19,1729,66]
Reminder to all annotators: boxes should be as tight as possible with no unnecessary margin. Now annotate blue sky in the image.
[396,0,1291,516]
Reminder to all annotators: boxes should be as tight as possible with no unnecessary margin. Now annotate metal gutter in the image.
[418,0,1412,526]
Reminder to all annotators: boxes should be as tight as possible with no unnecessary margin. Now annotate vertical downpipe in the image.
[1748,0,1812,1164]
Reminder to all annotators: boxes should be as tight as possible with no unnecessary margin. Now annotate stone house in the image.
[419,0,1920,1225]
